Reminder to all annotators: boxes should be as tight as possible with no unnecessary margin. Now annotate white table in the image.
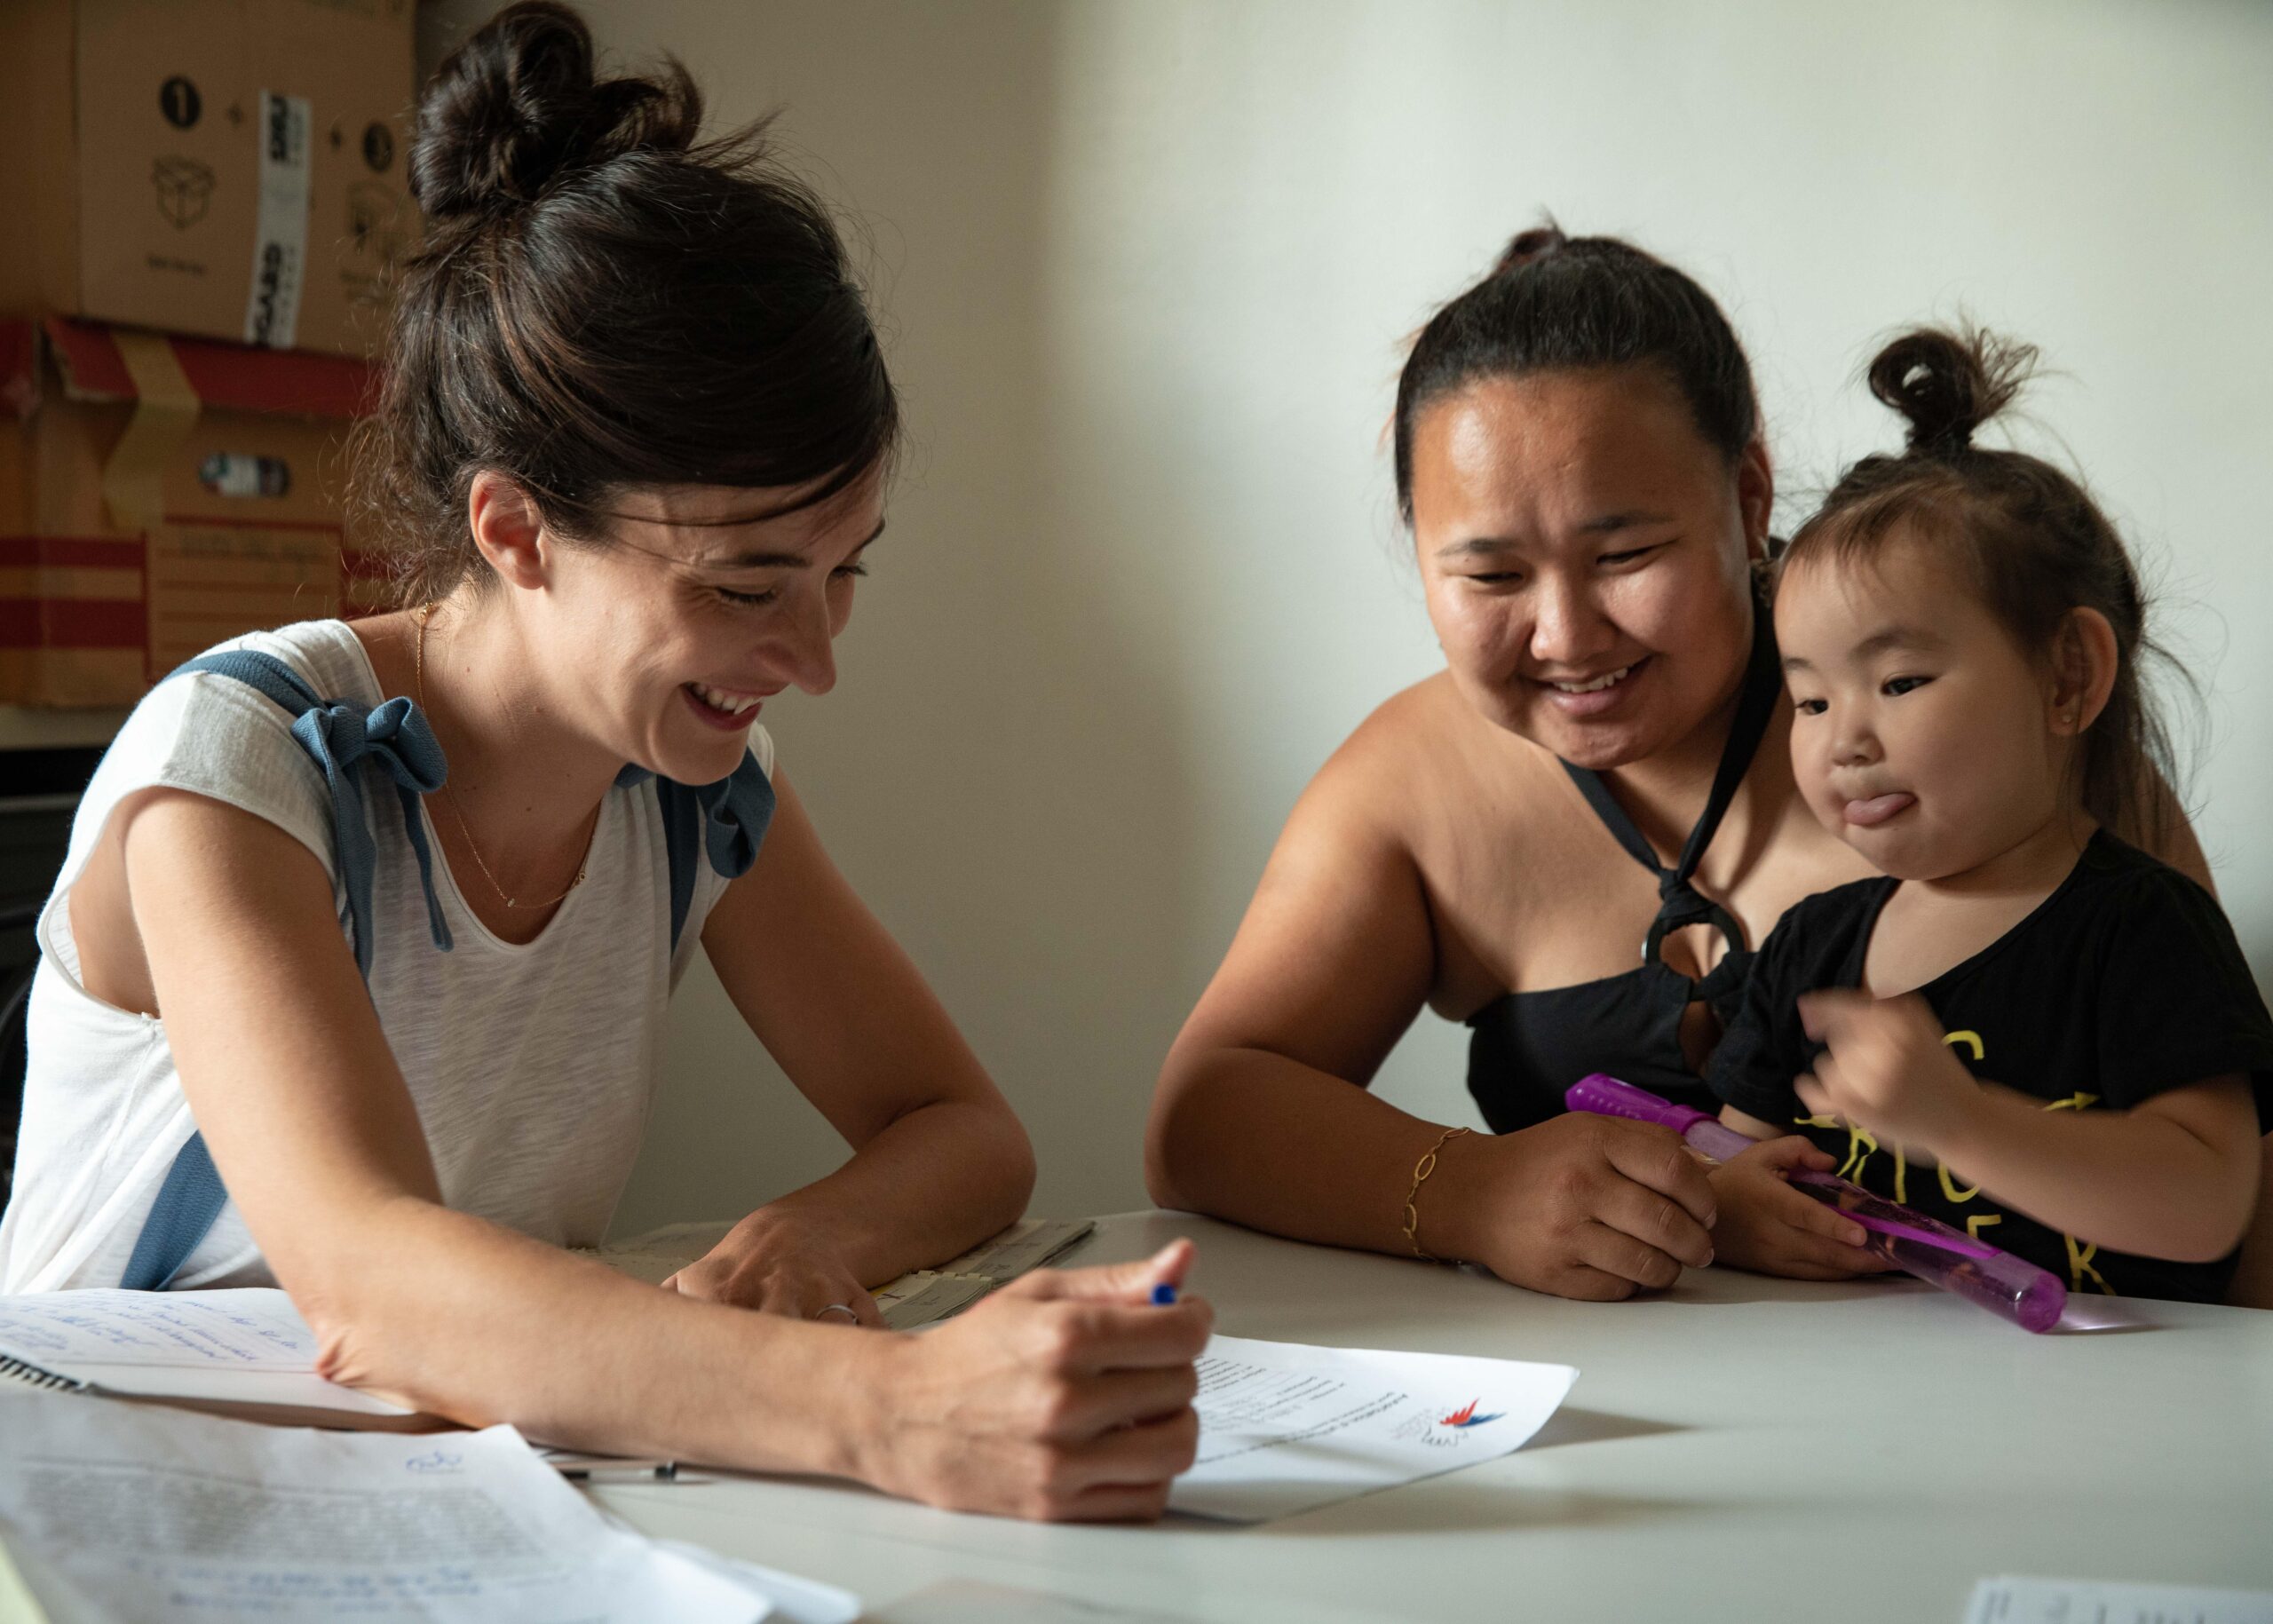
[600,1210,2273,1623]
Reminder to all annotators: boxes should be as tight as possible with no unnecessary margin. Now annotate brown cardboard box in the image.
[0,317,373,706]
[0,0,416,359]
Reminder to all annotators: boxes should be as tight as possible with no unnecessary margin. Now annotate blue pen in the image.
[1150,1282,1178,1306]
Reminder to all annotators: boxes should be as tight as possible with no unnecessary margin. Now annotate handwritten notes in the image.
[0,1287,412,1420]
[0,1287,316,1371]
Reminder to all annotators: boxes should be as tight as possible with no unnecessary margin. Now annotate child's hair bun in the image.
[410,0,701,223]
[1865,326,2036,456]
[1491,221,1569,277]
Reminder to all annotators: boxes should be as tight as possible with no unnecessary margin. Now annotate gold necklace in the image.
[415,605,593,912]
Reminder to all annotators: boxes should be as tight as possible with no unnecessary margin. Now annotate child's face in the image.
[1775,536,2071,882]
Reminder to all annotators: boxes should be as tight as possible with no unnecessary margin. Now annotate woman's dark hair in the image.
[351,1,899,606]
[1391,225,1760,522]
[1778,326,2183,848]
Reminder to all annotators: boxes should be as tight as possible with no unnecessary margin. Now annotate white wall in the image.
[416,0,2273,1236]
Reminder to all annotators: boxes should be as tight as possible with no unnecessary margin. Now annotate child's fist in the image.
[1794,989,1980,1153]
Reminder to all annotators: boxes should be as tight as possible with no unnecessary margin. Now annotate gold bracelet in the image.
[1401,1125,1471,1262]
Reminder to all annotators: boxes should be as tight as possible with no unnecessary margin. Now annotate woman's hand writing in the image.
[852,1240,1212,1522]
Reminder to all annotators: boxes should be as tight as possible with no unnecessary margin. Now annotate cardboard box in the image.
[0,0,416,358]
[0,316,374,707]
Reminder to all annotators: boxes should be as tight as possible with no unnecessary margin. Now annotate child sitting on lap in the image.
[1706,326,2273,1303]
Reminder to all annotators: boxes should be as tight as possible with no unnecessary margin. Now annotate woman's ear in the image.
[1735,440,1774,566]
[2049,606,2120,737]
[465,471,550,592]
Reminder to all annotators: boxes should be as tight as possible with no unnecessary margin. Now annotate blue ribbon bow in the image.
[293,692,453,974]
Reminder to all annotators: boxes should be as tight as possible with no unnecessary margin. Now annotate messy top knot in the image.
[1393,220,1759,522]
[1866,326,2034,456]
[352,0,899,609]
[1489,224,1568,278]
[1778,323,2186,850]
[410,1,699,221]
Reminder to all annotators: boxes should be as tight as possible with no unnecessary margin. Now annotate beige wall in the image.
[415,1,2273,1237]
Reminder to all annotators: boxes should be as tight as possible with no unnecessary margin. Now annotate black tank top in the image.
[1464,618,1782,1134]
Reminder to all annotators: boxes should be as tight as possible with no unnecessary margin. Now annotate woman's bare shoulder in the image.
[1325,673,1512,778]
[1314,672,1558,826]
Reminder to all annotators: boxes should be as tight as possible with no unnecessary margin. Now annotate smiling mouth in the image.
[685,682,766,718]
[1535,658,1645,695]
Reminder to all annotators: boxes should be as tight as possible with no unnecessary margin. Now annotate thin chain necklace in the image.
[416,605,593,912]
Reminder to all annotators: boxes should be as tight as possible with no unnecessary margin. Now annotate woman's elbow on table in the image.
[973,1102,1040,1232]
[279,1194,472,1401]
[1143,1042,1226,1213]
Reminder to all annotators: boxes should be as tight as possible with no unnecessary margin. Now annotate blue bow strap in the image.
[289,693,453,976]
[171,651,453,978]
[625,751,775,950]
[696,757,772,882]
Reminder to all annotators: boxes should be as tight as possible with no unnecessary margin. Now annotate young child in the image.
[1705,326,2273,1303]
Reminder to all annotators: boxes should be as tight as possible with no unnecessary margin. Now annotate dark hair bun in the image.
[1492,221,1568,277]
[411,1,701,221]
[1866,326,2035,456]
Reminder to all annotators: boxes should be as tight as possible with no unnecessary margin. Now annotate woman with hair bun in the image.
[1147,231,2218,1299]
[0,2,1208,1521]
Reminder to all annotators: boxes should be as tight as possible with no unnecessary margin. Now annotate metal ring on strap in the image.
[1643,898,1747,970]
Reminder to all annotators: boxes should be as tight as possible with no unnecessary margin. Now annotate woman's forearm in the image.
[750,1096,1035,1286]
[297,1200,1221,1523]
[302,1197,891,1473]
[1932,1083,2261,1264]
[1146,1044,1477,1258]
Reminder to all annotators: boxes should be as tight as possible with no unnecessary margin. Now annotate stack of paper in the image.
[0,1391,857,1623]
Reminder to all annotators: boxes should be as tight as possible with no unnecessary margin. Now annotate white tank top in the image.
[0,620,764,1292]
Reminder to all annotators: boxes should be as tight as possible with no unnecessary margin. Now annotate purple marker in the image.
[1566,1073,2066,1334]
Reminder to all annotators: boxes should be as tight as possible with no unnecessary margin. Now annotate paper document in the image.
[0,1288,419,1425]
[1966,1575,2273,1623]
[1170,1335,1577,1522]
[0,1390,851,1622]
[585,1217,1097,1329]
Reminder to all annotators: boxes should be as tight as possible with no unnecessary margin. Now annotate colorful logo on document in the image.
[1438,1399,1501,1430]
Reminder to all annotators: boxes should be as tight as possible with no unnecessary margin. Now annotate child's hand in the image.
[1707,1136,1897,1280]
[1794,989,1981,1153]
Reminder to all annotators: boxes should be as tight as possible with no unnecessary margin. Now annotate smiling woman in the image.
[1144,226,2215,1303]
[0,0,1212,1524]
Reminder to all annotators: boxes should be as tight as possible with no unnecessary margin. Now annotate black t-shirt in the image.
[1707,831,2273,1303]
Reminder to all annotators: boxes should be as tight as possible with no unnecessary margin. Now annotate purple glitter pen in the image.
[1565,1073,2067,1333]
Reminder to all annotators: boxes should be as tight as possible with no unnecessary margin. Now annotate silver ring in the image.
[813,1303,859,1321]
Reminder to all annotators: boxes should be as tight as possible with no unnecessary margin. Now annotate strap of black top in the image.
[1559,613,1781,969]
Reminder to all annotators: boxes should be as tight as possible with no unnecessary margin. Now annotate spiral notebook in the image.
[0,1287,436,1431]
